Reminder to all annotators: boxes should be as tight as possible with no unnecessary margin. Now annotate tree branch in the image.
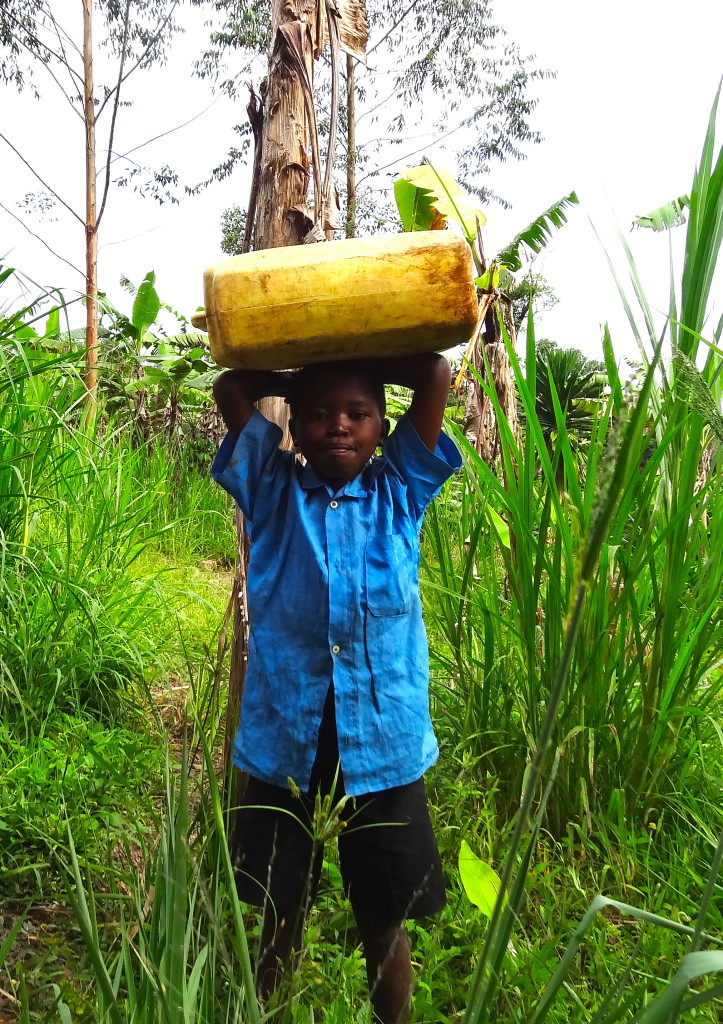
[96,0,181,118]
[355,80,407,124]
[0,132,83,224]
[102,95,223,169]
[0,199,84,280]
[367,0,422,57]
[3,4,85,102]
[322,0,341,233]
[46,5,85,104]
[97,0,131,226]
[355,119,467,187]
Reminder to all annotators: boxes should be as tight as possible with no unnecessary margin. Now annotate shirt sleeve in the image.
[382,413,462,523]
[211,409,286,522]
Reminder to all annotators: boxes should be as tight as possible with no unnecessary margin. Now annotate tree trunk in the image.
[225,0,318,793]
[83,0,98,419]
[252,0,319,250]
[345,53,356,238]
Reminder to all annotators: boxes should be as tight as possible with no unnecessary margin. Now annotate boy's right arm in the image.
[213,369,294,440]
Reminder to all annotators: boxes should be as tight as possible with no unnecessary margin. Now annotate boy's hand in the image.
[213,369,295,439]
[377,353,452,451]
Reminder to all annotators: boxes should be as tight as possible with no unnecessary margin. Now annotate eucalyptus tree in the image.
[0,0,186,414]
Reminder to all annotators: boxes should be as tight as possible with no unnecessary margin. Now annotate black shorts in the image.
[230,689,446,926]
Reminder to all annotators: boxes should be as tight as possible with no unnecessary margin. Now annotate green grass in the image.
[0,715,165,901]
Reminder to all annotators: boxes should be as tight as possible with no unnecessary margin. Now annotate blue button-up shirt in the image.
[212,409,461,796]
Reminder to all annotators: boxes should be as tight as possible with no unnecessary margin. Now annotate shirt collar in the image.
[299,455,387,497]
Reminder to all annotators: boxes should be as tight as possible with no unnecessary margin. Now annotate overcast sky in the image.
[2,0,722,365]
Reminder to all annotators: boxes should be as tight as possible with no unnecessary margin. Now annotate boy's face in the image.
[292,372,389,490]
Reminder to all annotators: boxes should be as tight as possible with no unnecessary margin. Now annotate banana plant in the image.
[633,193,691,231]
[127,339,217,439]
[394,158,578,291]
[394,159,579,461]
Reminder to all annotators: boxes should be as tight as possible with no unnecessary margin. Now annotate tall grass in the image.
[1,288,233,905]
[425,94,723,832]
[0,338,229,730]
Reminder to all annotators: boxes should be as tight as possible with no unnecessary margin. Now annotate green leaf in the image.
[395,161,486,241]
[458,840,504,918]
[43,306,60,338]
[475,265,500,291]
[161,332,209,350]
[530,893,723,1024]
[634,951,723,1024]
[131,271,160,337]
[633,194,690,231]
[13,324,39,342]
[487,506,511,549]
[394,178,436,232]
[0,910,27,968]
[497,192,579,271]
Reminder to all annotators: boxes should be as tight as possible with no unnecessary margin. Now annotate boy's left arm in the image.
[378,353,452,450]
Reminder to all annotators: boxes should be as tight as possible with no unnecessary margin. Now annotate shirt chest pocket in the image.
[365,534,412,617]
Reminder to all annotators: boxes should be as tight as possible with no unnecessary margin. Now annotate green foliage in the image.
[64,719,262,1024]
[496,191,579,271]
[220,203,248,255]
[0,717,163,900]
[529,341,607,451]
[634,194,690,231]
[506,271,559,332]
[394,166,577,289]
[422,93,723,834]
[458,841,503,918]
[394,160,487,242]
[131,271,162,340]
[0,277,234,906]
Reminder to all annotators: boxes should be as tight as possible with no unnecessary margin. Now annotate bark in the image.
[473,295,519,464]
[251,0,320,250]
[471,293,519,574]
[83,0,98,417]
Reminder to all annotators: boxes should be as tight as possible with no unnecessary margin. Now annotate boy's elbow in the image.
[423,353,452,392]
[213,370,254,435]
[213,369,240,403]
[432,353,452,384]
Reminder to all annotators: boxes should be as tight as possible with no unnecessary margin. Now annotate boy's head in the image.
[287,362,390,490]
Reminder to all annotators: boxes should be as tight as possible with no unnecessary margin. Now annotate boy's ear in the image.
[380,417,390,442]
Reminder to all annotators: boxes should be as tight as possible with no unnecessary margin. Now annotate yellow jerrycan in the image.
[192,231,478,370]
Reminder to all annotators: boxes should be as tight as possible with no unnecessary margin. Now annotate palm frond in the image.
[497,192,579,271]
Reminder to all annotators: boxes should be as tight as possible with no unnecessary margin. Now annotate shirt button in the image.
[331,644,341,654]
[330,500,339,509]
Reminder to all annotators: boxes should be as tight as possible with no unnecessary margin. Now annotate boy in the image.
[212,353,461,1024]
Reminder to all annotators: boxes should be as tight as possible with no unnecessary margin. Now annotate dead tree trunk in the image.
[252,0,320,249]
[469,294,519,464]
